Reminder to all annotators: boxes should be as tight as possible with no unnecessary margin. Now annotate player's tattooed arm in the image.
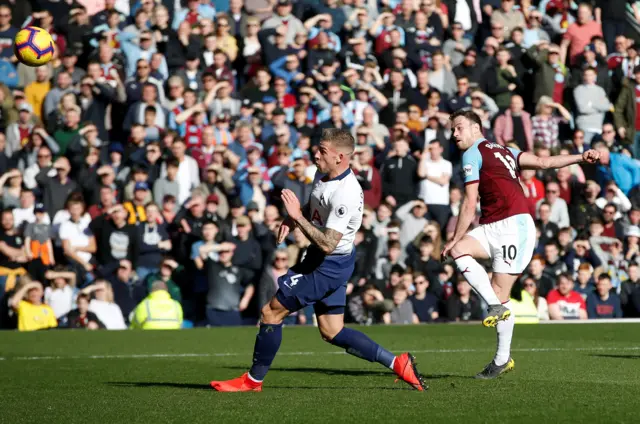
[294,216,343,255]
[281,188,343,254]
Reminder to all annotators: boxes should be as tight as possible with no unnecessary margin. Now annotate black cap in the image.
[247,201,260,211]
[229,197,244,209]
[34,203,45,213]
[242,98,253,108]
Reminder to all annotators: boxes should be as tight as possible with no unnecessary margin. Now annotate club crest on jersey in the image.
[463,164,473,177]
[312,209,324,225]
[335,205,348,218]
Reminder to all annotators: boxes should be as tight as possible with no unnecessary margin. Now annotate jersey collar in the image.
[323,167,351,182]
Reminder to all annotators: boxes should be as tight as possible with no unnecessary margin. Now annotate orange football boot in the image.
[210,372,263,392]
[393,353,427,391]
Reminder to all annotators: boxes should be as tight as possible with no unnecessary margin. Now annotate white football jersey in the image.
[308,168,363,255]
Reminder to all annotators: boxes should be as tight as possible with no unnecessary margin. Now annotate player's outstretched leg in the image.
[317,314,427,391]
[210,298,288,392]
[451,238,503,327]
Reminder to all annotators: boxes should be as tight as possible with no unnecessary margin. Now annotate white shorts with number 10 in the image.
[467,213,536,274]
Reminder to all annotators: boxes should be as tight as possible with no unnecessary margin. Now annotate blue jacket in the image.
[0,61,18,89]
[597,153,640,195]
[118,32,168,78]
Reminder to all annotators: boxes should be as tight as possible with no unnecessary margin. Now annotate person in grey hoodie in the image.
[152,158,180,210]
[573,67,612,143]
[395,199,429,253]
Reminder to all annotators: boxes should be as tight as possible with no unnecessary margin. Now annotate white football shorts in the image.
[467,213,536,274]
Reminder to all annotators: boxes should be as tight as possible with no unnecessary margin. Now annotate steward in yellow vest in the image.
[510,290,540,324]
[130,281,183,329]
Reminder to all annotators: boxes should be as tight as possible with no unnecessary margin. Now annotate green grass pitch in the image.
[2,324,640,423]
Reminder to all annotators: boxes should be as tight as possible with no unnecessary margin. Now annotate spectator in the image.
[409,272,439,322]
[5,103,36,158]
[204,243,255,326]
[384,287,417,324]
[61,292,104,329]
[166,138,200,204]
[9,279,57,331]
[573,262,596,299]
[537,202,559,246]
[91,204,139,276]
[522,276,549,320]
[446,279,483,322]
[587,274,622,318]
[595,144,640,196]
[81,280,127,330]
[543,242,568,278]
[537,182,570,229]
[417,140,452,229]
[560,3,602,67]
[491,0,525,39]
[547,273,588,320]
[493,95,532,151]
[529,42,568,107]
[109,259,146,321]
[43,268,76,319]
[524,254,555,297]
[24,202,54,278]
[143,257,182,303]
[130,280,183,329]
[135,203,171,280]
[573,67,612,143]
[380,138,419,207]
[24,66,51,120]
[531,96,571,150]
[613,65,640,154]
[0,208,28,293]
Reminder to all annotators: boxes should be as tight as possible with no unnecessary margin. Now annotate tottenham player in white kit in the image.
[211,129,425,392]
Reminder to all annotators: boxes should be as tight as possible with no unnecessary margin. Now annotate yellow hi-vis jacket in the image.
[510,290,540,324]
[130,290,183,330]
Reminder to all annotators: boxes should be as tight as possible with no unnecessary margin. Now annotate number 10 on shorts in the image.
[502,245,517,261]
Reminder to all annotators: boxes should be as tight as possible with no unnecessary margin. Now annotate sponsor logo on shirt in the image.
[463,164,473,177]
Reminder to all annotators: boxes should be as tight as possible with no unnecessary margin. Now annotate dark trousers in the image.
[427,204,452,233]
[206,308,243,327]
[603,19,626,55]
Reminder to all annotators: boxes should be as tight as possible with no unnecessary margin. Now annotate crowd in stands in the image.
[3,0,640,331]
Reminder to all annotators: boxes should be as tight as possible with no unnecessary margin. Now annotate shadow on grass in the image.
[107,381,423,391]
[589,354,640,360]
[222,365,473,380]
[108,382,211,390]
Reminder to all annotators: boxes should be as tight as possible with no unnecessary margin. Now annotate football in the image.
[14,26,55,67]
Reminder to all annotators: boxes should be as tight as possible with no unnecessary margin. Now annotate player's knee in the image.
[319,325,343,343]
[261,300,286,324]
[450,241,465,259]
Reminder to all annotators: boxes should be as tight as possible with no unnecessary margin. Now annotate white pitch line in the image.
[1,346,640,361]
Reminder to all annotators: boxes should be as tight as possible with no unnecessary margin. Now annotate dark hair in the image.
[557,272,573,283]
[388,240,401,250]
[598,274,611,283]
[449,109,482,128]
[166,158,180,168]
[76,293,91,303]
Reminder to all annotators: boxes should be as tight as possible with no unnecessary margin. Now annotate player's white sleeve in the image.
[324,189,361,234]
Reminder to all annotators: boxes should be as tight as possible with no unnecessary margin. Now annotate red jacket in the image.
[355,167,382,209]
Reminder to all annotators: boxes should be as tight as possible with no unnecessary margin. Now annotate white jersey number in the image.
[494,152,517,179]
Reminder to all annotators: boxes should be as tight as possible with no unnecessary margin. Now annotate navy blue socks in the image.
[330,327,396,369]
[248,323,283,381]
